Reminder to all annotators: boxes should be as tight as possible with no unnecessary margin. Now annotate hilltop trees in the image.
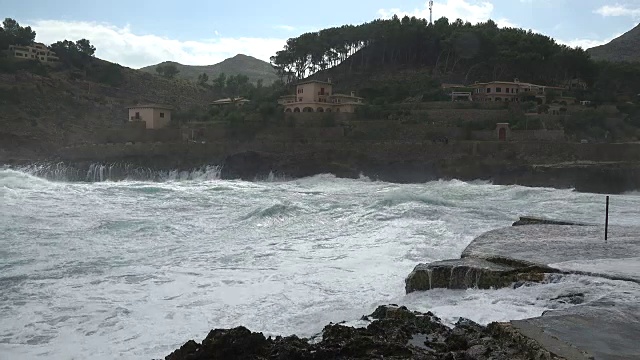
[50,39,98,68]
[270,15,594,86]
[0,18,36,49]
[75,39,96,56]
[156,63,180,79]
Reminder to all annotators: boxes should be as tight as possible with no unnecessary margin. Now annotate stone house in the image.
[127,104,173,129]
[278,79,364,113]
[470,79,566,104]
[8,42,59,64]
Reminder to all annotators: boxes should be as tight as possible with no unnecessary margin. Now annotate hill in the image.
[588,24,640,63]
[139,54,279,84]
[0,56,223,160]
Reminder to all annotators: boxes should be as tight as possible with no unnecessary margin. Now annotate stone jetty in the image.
[405,216,640,359]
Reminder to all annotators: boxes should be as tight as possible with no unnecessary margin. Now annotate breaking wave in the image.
[9,162,222,183]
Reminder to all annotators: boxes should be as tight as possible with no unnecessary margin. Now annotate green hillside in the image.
[139,54,279,84]
[588,24,640,63]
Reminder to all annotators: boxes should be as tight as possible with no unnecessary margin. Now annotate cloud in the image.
[378,0,494,24]
[594,4,640,18]
[274,25,296,31]
[26,20,286,69]
[556,33,621,49]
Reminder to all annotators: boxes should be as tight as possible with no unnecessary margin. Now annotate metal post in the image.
[605,196,609,242]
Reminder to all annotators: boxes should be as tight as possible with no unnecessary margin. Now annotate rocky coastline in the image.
[164,217,640,360]
[163,305,561,360]
[4,143,640,193]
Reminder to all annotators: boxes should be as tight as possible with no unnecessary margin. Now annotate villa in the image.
[278,79,364,113]
[470,79,566,103]
[127,104,173,129]
[8,42,59,64]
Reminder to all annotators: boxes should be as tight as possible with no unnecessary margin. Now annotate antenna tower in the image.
[429,1,434,24]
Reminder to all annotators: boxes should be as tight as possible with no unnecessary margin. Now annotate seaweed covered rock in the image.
[165,305,564,360]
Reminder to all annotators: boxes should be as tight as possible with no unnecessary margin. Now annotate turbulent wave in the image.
[11,162,222,183]
[0,168,55,189]
[2,165,640,359]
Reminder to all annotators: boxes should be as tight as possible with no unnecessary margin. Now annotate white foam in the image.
[1,173,640,359]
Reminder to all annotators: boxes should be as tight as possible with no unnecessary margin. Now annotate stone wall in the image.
[56,141,640,171]
[418,109,510,125]
[346,121,462,141]
[255,127,345,141]
[93,127,181,144]
[471,130,565,142]
[284,112,356,127]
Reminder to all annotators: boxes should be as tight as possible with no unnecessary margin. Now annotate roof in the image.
[297,79,332,86]
[211,97,250,104]
[470,81,566,90]
[127,104,174,110]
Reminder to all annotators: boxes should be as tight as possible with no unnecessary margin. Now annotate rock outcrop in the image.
[511,217,589,227]
[165,305,563,360]
[405,258,556,293]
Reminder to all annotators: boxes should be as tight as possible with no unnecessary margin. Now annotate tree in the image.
[75,39,96,56]
[156,63,180,79]
[197,72,209,86]
[1,18,36,49]
[213,72,227,91]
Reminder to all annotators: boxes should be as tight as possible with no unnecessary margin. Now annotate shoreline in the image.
[3,154,640,194]
[4,140,640,193]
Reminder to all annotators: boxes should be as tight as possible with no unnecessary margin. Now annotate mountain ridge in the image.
[588,24,640,63]
[139,54,279,84]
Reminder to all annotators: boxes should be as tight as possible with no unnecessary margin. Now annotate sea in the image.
[1,165,639,359]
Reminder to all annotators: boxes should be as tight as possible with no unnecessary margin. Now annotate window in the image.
[320,87,325,95]
[487,88,491,93]
[160,112,165,118]
[135,112,140,119]
[496,87,502,93]
[298,97,303,102]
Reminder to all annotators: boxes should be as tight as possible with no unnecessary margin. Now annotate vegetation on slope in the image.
[139,54,279,85]
[270,16,594,86]
[588,24,640,63]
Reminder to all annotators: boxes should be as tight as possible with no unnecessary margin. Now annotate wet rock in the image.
[220,151,277,180]
[466,344,488,358]
[405,258,556,293]
[166,306,563,360]
[512,217,590,227]
[550,293,585,305]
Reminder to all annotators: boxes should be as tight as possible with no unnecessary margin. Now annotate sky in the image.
[1,0,639,69]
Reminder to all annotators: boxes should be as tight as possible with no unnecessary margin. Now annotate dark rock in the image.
[220,151,277,180]
[165,305,563,360]
[466,344,488,358]
[512,216,590,227]
[550,293,585,305]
